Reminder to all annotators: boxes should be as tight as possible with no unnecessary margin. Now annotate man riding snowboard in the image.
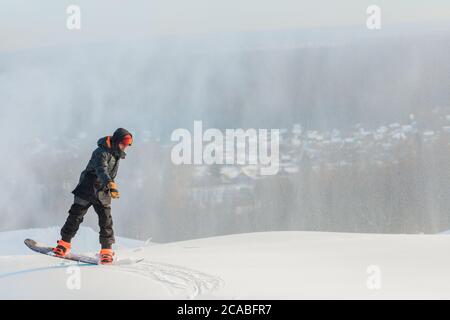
[53,128,133,264]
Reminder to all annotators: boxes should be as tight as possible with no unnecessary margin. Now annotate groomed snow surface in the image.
[1,227,450,299]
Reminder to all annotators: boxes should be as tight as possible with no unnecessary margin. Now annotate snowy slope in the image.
[1,229,450,299]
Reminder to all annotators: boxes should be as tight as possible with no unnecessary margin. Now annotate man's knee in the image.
[74,196,90,207]
[68,204,89,221]
[70,197,90,212]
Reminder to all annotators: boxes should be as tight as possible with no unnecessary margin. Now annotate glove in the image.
[107,181,120,199]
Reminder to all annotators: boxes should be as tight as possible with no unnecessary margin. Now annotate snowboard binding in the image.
[99,249,115,265]
[52,239,71,257]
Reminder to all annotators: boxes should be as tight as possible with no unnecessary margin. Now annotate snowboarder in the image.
[53,128,133,264]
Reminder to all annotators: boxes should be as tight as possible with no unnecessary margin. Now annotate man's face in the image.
[118,143,128,151]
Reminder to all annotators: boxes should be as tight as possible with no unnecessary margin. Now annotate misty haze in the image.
[1,29,450,242]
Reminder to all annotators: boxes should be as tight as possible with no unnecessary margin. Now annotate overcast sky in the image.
[1,0,450,51]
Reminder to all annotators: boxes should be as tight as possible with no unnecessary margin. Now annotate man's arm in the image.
[93,150,113,188]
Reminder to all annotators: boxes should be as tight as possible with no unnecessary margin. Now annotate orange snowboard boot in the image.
[99,249,114,265]
[52,240,71,257]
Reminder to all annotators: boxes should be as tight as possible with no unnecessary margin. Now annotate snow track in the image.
[118,260,225,299]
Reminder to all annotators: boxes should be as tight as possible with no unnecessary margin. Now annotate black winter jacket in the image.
[72,136,127,204]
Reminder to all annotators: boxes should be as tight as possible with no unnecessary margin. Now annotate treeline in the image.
[157,133,450,241]
[14,131,450,243]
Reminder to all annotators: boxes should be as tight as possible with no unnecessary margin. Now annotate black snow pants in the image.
[61,196,115,249]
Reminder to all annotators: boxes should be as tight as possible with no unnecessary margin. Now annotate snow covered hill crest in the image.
[1,228,450,299]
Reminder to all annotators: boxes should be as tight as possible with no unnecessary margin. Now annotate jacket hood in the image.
[97,136,126,159]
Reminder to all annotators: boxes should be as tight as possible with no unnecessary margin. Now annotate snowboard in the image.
[24,239,143,265]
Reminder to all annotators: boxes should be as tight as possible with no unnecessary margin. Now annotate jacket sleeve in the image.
[93,149,113,188]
